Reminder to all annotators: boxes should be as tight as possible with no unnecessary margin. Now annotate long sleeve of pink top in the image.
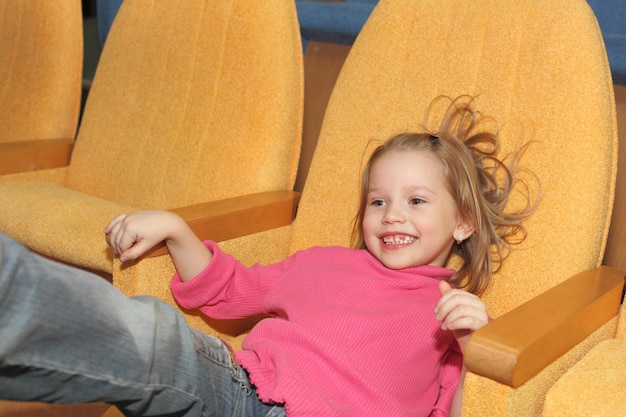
[170,242,462,417]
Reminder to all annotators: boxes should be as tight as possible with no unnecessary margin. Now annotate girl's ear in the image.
[454,218,475,244]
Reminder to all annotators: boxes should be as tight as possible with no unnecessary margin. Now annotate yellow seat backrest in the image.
[66,0,303,208]
[282,0,616,314]
[0,0,82,143]
[0,0,303,274]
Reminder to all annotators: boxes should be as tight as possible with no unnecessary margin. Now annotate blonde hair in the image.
[351,96,539,295]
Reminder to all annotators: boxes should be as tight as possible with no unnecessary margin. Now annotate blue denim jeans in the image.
[0,233,285,417]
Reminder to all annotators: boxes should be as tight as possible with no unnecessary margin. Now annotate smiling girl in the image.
[0,96,536,417]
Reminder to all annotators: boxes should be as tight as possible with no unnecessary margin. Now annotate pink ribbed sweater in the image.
[171,242,462,417]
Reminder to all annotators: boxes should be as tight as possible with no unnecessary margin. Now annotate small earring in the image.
[455,234,464,245]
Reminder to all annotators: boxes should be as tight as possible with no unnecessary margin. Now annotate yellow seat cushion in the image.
[0,181,134,272]
[543,339,626,416]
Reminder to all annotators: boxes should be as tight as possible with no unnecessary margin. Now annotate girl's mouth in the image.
[381,235,417,245]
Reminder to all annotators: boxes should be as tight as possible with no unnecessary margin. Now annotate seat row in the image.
[0,1,624,416]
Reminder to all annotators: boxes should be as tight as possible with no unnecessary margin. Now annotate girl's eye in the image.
[409,197,425,205]
[370,199,385,206]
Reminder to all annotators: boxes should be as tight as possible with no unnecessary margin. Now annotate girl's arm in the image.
[435,281,489,417]
[449,367,467,417]
[104,210,212,282]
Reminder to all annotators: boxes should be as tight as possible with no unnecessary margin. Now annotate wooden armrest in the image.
[143,190,301,258]
[464,266,625,387]
[0,138,74,175]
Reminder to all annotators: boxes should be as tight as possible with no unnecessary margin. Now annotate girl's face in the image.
[363,149,472,269]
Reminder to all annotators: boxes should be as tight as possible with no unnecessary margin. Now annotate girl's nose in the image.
[382,204,406,224]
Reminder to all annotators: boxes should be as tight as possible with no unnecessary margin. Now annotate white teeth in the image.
[382,235,417,245]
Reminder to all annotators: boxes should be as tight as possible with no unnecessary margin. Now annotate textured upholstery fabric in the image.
[0,0,82,143]
[618,305,626,340]
[117,0,616,416]
[543,337,626,416]
[0,0,303,274]
[98,0,378,51]
[542,283,626,415]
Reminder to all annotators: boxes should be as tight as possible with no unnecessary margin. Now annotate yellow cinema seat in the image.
[0,0,303,281]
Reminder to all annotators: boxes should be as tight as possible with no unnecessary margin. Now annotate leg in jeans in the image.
[0,233,284,417]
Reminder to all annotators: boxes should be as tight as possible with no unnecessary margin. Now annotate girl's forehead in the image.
[372,149,443,172]
[369,150,447,186]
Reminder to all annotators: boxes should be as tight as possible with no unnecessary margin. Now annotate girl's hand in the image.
[104,211,185,262]
[104,210,213,282]
[435,280,488,352]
